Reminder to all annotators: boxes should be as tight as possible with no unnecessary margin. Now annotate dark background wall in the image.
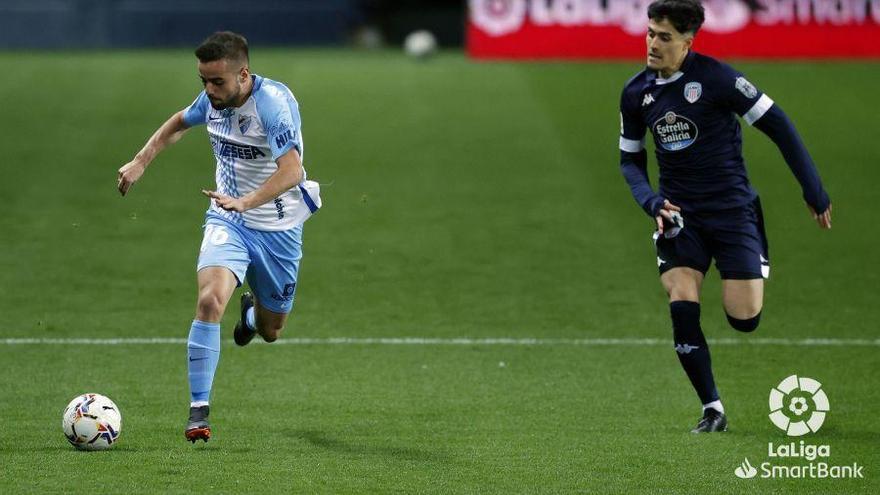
[0,0,465,49]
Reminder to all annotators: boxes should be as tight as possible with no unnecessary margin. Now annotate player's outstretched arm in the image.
[753,105,832,229]
[117,111,190,196]
[203,147,304,213]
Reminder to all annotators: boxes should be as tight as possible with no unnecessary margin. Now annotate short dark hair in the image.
[195,31,249,65]
[647,0,705,35]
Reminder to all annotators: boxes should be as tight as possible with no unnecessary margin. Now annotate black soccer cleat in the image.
[691,408,728,433]
[233,292,257,347]
[185,405,211,443]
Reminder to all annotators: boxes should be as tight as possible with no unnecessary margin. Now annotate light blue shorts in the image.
[196,212,303,314]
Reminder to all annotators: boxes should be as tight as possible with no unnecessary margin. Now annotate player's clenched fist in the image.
[117,160,146,196]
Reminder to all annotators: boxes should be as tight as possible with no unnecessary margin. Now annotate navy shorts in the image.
[655,198,769,280]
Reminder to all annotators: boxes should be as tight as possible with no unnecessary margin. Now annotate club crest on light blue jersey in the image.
[238,114,252,134]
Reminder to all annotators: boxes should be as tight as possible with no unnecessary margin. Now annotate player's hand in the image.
[655,199,681,235]
[117,160,146,196]
[808,203,832,229]
[202,190,250,213]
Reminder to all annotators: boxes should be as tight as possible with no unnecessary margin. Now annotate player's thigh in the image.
[660,267,705,302]
[711,200,769,318]
[244,225,303,321]
[655,224,710,302]
[722,279,763,319]
[196,215,251,318]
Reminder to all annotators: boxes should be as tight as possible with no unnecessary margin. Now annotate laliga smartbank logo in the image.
[769,374,829,436]
[734,375,864,480]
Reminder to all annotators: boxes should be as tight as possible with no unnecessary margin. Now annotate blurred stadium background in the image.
[1,1,878,493]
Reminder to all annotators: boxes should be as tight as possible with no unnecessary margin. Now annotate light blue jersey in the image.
[183,74,320,231]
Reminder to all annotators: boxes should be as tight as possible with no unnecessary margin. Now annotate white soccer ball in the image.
[404,30,437,59]
[62,393,122,450]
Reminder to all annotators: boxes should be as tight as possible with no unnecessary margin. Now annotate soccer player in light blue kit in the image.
[117,32,321,443]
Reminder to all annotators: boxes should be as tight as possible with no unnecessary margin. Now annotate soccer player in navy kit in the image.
[619,0,832,432]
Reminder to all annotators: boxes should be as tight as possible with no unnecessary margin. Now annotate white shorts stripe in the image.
[743,94,774,126]
[619,136,646,153]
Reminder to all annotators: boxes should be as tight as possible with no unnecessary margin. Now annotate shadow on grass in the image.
[286,429,444,462]
[0,444,171,453]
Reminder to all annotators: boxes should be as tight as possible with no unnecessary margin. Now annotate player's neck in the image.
[232,76,254,108]
[659,50,689,79]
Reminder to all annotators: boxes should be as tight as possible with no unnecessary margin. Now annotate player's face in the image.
[646,18,693,77]
[198,59,249,110]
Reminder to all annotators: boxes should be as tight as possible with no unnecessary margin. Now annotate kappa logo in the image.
[642,93,655,106]
[684,82,702,103]
[769,375,830,436]
[674,343,699,354]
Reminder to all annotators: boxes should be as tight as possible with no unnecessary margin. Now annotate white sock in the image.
[703,400,724,414]
[190,400,209,408]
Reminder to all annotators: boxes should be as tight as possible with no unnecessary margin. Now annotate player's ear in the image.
[683,33,694,50]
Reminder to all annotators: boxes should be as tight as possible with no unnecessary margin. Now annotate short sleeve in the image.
[619,87,646,152]
[716,64,774,126]
[182,91,210,127]
[255,84,303,160]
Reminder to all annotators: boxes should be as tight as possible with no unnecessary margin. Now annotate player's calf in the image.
[253,302,288,343]
[258,324,284,343]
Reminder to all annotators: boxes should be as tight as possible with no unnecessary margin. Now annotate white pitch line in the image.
[1,337,878,346]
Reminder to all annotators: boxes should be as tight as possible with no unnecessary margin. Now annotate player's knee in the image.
[726,311,762,333]
[664,279,700,302]
[196,291,226,321]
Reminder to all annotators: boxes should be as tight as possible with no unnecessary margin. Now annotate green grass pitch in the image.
[0,50,877,493]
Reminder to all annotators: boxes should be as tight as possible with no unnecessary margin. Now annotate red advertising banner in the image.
[468,0,880,59]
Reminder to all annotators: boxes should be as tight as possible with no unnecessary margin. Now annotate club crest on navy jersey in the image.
[654,111,698,151]
[684,82,702,103]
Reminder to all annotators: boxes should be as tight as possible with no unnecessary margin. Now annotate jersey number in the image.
[200,225,230,252]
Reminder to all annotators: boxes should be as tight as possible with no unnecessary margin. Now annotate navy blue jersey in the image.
[619,51,775,213]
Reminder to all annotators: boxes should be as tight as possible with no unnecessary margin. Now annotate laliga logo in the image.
[470,0,528,37]
[470,0,753,37]
[769,375,830,436]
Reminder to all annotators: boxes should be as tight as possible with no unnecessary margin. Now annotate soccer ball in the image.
[61,393,122,450]
[404,30,437,59]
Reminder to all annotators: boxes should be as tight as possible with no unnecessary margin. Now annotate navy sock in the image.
[670,301,719,404]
